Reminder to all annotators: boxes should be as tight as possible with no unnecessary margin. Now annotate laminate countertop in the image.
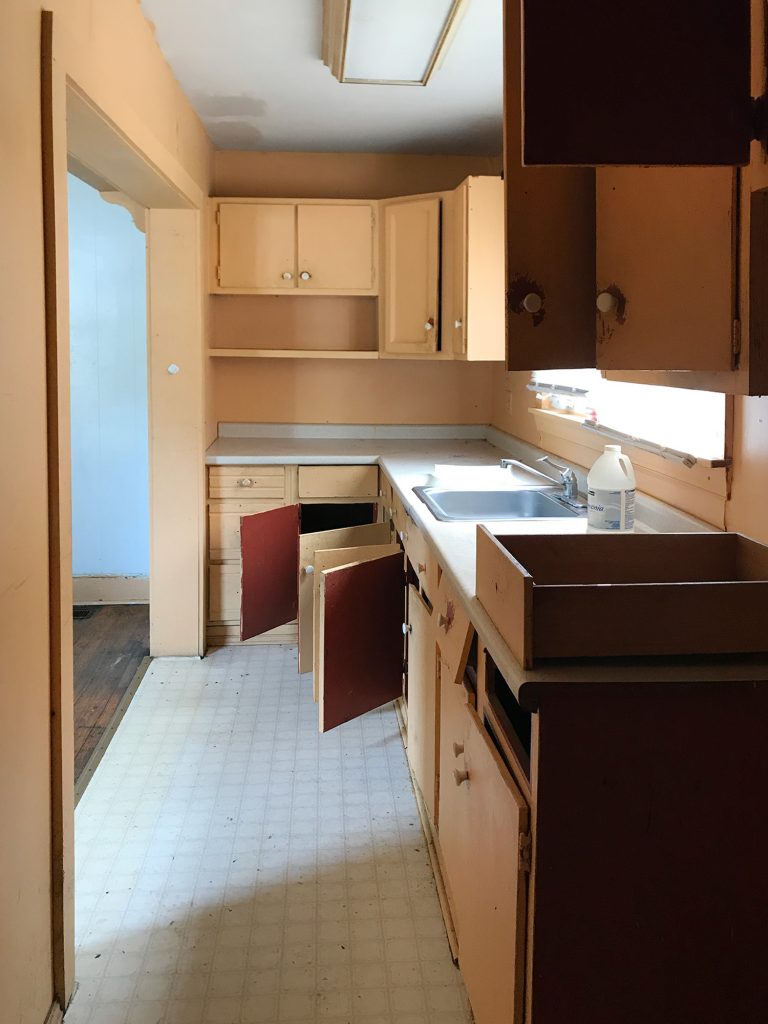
[206,428,768,703]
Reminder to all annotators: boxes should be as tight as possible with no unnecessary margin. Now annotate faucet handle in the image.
[537,454,570,476]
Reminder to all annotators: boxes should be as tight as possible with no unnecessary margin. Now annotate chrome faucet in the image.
[536,455,581,504]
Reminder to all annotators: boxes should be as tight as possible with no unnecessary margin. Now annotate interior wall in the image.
[207,151,502,438]
[68,173,149,579]
[1,2,210,1020]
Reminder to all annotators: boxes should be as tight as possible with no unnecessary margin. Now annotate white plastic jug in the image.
[587,445,636,531]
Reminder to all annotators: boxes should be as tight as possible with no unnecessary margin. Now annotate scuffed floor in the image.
[64,645,470,1024]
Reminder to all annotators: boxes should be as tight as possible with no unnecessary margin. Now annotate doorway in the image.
[67,172,151,796]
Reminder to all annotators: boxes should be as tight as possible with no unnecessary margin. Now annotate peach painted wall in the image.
[207,152,502,438]
[1,2,210,1020]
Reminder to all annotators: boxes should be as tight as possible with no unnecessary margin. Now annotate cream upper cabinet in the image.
[212,199,378,296]
[444,176,505,361]
[380,196,441,357]
[217,203,296,291]
[296,204,375,292]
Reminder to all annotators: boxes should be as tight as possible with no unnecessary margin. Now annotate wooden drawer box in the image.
[297,464,378,499]
[476,528,768,669]
[209,465,288,500]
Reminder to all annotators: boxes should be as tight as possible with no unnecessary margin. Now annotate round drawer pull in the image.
[300,271,312,281]
[453,742,464,758]
[522,292,543,314]
[303,565,314,575]
[281,271,293,281]
[596,290,618,314]
[236,478,253,487]
[402,622,412,636]
[454,769,470,786]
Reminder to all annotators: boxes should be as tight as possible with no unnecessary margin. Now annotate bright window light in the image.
[532,369,726,462]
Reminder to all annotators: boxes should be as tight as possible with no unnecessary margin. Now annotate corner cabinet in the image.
[211,198,378,295]
[208,179,506,363]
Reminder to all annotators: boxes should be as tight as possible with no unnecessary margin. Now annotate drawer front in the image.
[209,500,285,561]
[209,465,288,501]
[436,572,473,687]
[298,464,379,499]
[401,516,438,602]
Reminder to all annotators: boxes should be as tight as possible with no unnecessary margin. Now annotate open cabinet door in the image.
[240,504,299,640]
[317,549,405,732]
[298,521,391,673]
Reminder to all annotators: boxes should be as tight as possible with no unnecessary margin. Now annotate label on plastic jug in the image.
[587,488,635,531]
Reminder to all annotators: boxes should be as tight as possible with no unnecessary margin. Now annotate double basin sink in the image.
[413,459,586,523]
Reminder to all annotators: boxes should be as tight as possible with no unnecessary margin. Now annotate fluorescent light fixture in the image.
[322,0,467,86]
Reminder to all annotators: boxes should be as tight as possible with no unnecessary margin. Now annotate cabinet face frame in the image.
[211,198,379,297]
[317,549,406,732]
[405,584,439,822]
[380,194,443,357]
[521,0,752,167]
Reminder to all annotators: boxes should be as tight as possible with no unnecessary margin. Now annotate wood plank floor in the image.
[73,603,149,783]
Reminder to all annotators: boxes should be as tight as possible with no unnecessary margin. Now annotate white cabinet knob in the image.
[596,291,618,313]
[454,769,470,786]
[236,478,253,487]
[303,565,314,575]
[281,271,293,281]
[522,293,543,314]
[454,319,463,329]
[424,320,434,331]
[299,271,312,281]
[402,622,412,635]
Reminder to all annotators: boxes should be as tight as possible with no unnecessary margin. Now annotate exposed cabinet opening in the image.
[486,655,532,781]
[299,502,378,535]
[208,293,379,358]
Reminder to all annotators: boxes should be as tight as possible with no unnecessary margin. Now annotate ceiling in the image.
[139,0,503,154]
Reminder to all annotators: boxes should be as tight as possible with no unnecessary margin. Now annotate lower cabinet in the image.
[437,663,530,1024]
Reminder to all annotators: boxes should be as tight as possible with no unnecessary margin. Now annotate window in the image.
[531,370,726,465]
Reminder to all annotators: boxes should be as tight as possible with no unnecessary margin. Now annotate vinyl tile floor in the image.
[64,645,471,1024]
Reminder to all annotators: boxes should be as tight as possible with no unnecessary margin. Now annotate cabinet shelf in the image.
[207,347,379,360]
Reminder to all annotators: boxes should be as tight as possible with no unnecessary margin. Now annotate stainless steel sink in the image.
[413,486,584,522]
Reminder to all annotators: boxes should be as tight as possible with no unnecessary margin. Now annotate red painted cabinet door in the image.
[318,551,405,732]
[521,0,752,167]
[240,504,299,640]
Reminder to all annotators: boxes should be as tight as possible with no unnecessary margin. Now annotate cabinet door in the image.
[312,543,402,701]
[405,586,439,822]
[596,167,736,371]
[504,1,596,370]
[217,203,296,290]
[240,504,299,640]
[381,198,441,355]
[296,204,376,292]
[297,522,391,673]
[521,1,752,167]
[317,550,405,732]
[457,709,529,1024]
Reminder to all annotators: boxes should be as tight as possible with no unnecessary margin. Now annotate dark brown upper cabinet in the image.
[521,0,753,167]
[504,0,597,371]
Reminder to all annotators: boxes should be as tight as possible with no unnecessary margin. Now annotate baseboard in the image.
[73,575,149,604]
[43,1002,63,1024]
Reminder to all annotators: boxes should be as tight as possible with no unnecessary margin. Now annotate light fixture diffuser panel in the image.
[343,0,459,85]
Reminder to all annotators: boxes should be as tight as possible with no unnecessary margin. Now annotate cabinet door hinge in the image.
[215,207,221,226]
[732,318,742,369]
[518,832,532,874]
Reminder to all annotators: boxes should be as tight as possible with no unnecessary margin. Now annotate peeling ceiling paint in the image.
[140,0,503,153]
